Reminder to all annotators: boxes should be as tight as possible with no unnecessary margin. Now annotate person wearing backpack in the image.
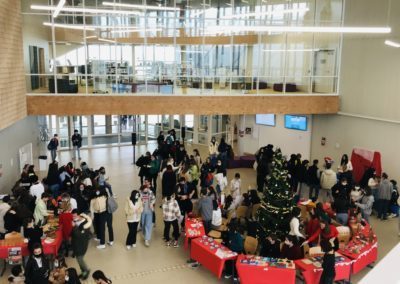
[48,134,59,162]
[71,129,83,160]
[136,152,151,186]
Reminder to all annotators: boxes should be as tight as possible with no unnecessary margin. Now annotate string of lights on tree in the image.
[256,148,295,240]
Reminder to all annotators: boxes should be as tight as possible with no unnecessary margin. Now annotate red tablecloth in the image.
[0,230,62,259]
[340,241,378,274]
[184,218,205,250]
[236,254,296,284]
[190,237,237,279]
[295,253,352,284]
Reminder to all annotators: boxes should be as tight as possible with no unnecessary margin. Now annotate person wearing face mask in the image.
[162,193,181,248]
[95,167,114,198]
[23,217,43,254]
[33,192,51,226]
[140,184,156,247]
[71,209,92,280]
[90,187,109,249]
[146,155,160,194]
[65,267,81,284]
[25,243,50,284]
[354,187,374,223]
[320,159,337,203]
[176,177,194,229]
[125,190,143,249]
[209,137,219,167]
[332,177,351,201]
[350,184,363,203]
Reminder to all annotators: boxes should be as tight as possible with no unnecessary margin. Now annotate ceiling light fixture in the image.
[98,38,117,43]
[263,48,320,52]
[85,35,98,39]
[43,22,96,30]
[384,40,400,48]
[222,7,309,19]
[206,26,391,34]
[53,0,66,18]
[31,5,141,15]
[110,28,162,33]
[102,1,180,11]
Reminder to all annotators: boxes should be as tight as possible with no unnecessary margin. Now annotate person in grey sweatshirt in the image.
[355,187,374,223]
[377,173,392,220]
[197,188,213,234]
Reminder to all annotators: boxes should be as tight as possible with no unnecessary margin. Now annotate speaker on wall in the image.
[181,127,186,139]
[131,133,137,145]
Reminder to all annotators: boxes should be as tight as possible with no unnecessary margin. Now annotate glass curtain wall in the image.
[22,0,343,96]
[43,114,229,149]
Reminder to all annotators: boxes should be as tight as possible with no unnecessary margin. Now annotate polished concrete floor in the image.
[19,144,399,283]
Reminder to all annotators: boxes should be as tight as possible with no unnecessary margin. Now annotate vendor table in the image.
[236,254,296,284]
[0,229,62,275]
[340,240,378,274]
[190,236,238,279]
[295,253,352,284]
[184,218,205,250]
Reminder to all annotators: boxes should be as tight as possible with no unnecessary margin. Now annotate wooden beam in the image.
[27,95,339,115]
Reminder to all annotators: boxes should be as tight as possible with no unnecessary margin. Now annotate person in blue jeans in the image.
[140,185,156,247]
[48,134,59,162]
[96,167,114,197]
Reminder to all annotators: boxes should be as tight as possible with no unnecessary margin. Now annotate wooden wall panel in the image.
[0,0,27,130]
[27,95,339,115]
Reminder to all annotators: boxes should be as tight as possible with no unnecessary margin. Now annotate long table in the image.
[236,254,296,284]
[190,237,238,279]
[340,240,378,274]
[295,253,352,284]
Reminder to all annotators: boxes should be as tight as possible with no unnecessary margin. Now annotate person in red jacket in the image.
[305,210,321,247]
[59,201,73,257]
[302,220,339,250]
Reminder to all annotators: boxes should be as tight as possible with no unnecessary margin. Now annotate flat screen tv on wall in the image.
[284,115,308,131]
[255,114,275,126]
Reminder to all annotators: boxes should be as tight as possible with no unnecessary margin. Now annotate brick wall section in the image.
[0,0,27,130]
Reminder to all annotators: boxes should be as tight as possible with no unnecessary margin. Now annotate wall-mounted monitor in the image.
[284,115,308,131]
[255,114,275,126]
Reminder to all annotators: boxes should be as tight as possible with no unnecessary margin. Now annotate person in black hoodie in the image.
[47,161,60,198]
[287,154,299,192]
[260,234,281,258]
[162,165,177,198]
[71,129,83,160]
[218,138,229,171]
[4,204,22,233]
[307,159,320,199]
[296,160,309,199]
[23,217,43,253]
[332,192,350,225]
[320,239,336,284]
[25,243,50,284]
[332,177,351,200]
[137,152,151,186]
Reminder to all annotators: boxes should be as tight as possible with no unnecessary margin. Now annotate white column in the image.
[87,115,92,148]
[193,115,199,144]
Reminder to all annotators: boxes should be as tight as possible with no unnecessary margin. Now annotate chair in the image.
[236,206,248,220]
[244,236,258,255]
[208,230,222,239]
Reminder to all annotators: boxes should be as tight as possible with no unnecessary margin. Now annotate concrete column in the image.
[105,115,112,134]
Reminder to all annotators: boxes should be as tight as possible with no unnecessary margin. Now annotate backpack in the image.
[107,196,118,214]
[135,156,146,167]
[47,139,55,150]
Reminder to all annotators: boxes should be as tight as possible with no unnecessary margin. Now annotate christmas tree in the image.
[257,148,295,240]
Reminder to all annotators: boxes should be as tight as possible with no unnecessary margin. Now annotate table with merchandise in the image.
[295,252,352,284]
[184,217,205,250]
[236,254,296,284]
[190,236,238,279]
[0,217,62,275]
[339,228,378,274]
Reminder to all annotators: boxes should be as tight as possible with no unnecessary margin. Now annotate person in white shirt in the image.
[0,196,11,236]
[289,207,305,241]
[61,193,77,211]
[230,173,241,200]
[29,176,45,201]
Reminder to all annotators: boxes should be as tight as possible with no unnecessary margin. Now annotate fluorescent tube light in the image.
[222,7,309,19]
[102,2,180,11]
[110,28,162,33]
[31,5,141,15]
[206,26,391,34]
[384,40,400,48]
[43,22,96,31]
[263,48,320,52]
[85,35,98,39]
[98,38,116,43]
[53,0,66,18]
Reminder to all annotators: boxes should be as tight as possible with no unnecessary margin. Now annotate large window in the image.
[23,0,344,96]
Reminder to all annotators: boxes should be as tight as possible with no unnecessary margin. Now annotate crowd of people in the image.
[0,130,396,283]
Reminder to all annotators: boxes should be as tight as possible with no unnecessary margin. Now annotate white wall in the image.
[311,114,400,181]
[239,114,312,159]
